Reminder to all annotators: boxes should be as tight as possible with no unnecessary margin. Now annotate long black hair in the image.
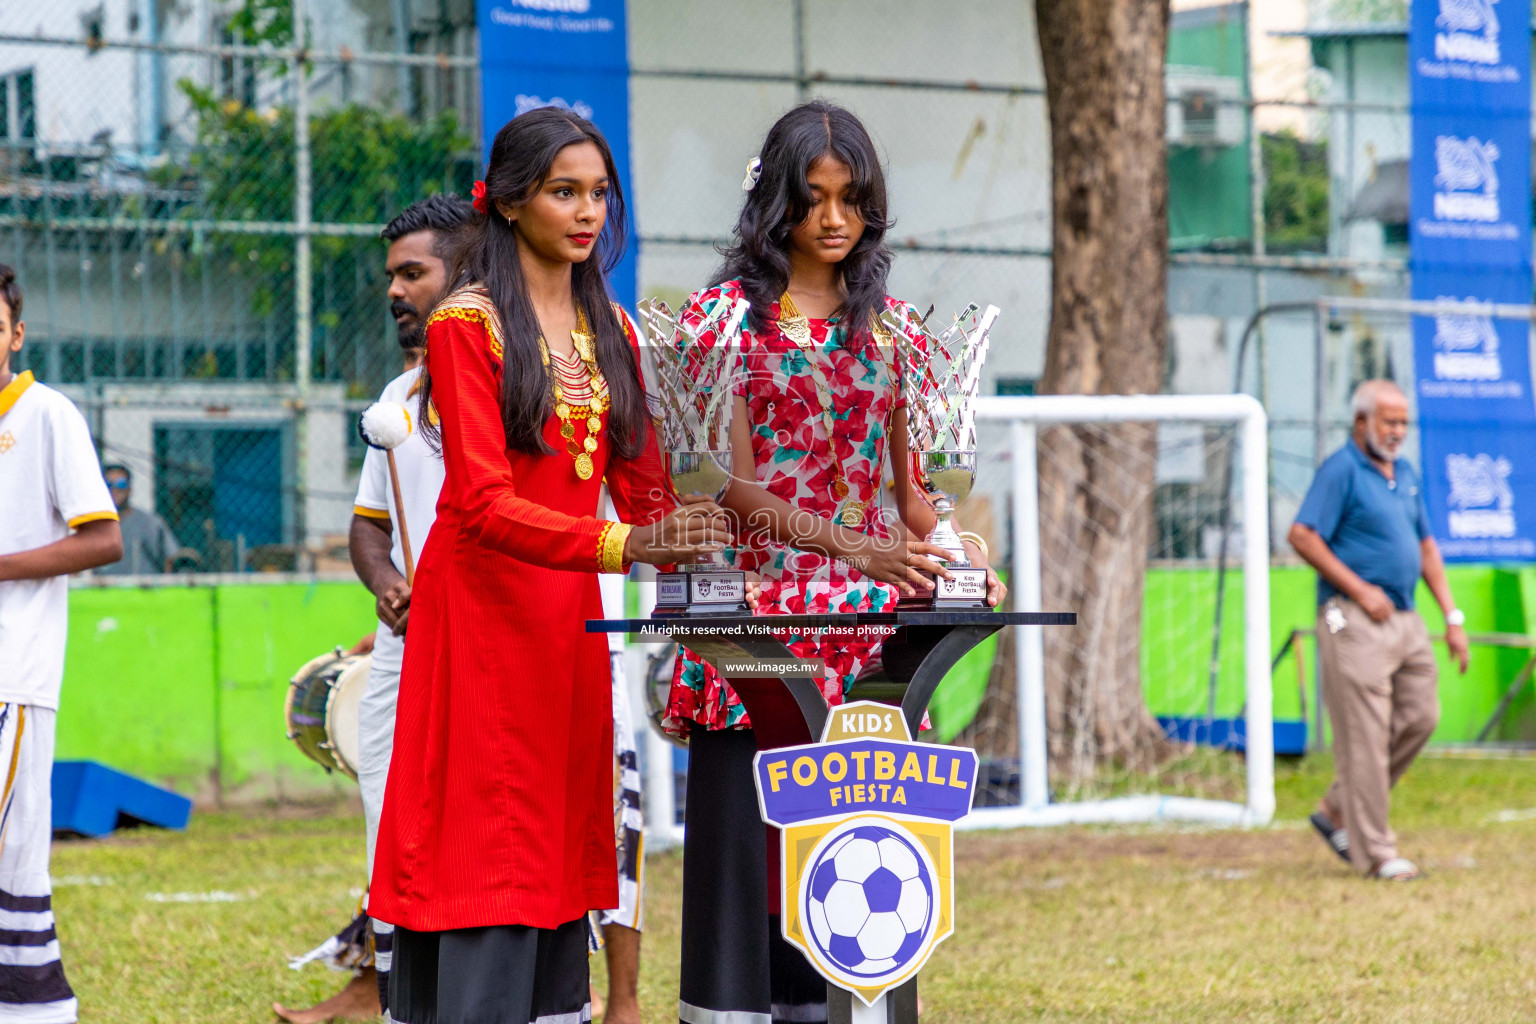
[420,107,646,459]
[715,101,893,343]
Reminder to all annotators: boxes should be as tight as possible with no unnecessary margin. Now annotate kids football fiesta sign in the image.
[754,702,978,1004]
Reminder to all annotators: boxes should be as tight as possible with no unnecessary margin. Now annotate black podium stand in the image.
[588,610,1075,1023]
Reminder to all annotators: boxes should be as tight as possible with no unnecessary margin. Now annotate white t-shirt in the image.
[0,372,117,709]
[354,368,447,662]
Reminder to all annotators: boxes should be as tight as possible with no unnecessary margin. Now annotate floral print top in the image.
[663,279,927,735]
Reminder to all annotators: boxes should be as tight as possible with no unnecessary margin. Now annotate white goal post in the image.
[633,392,1275,845]
[963,393,1274,829]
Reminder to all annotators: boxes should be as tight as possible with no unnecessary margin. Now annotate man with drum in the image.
[275,195,472,1024]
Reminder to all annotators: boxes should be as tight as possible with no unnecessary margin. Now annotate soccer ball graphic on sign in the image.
[804,822,936,979]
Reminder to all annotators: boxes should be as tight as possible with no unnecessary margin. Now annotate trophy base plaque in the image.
[655,568,750,616]
[898,567,990,610]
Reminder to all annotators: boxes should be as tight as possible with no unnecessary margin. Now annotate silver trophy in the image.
[639,296,752,615]
[885,303,1000,609]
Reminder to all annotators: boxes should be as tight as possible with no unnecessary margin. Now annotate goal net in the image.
[953,394,1275,828]
[631,392,1276,842]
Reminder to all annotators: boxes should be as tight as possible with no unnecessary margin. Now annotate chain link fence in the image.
[0,0,1445,582]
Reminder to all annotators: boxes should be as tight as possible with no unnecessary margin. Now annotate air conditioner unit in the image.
[1165,71,1245,149]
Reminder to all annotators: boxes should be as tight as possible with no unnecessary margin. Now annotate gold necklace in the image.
[777,291,866,528]
[537,307,609,480]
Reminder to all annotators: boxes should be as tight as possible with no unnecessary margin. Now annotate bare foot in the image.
[274,967,381,1023]
[602,997,641,1024]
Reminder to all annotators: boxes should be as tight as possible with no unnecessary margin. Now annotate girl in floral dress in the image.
[666,101,1005,1024]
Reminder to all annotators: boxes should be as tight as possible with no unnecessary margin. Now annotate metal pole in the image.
[1243,4,1273,544]
[1011,420,1048,810]
[391,0,413,115]
[293,0,312,556]
[792,0,807,101]
[1313,300,1326,468]
[1309,298,1328,752]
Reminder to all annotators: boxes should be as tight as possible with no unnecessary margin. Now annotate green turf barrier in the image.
[59,581,376,801]
[56,587,219,795]
[55,566,1536,800]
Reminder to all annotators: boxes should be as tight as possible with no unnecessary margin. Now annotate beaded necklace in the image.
[536,307,609,480]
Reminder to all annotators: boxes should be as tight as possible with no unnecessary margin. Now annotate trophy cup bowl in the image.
[885,302,999,611]
[902,449,989,610]
[640,294,752,616]
[669,449,731,503]
[921,449,976,550]
[654,449,750,616]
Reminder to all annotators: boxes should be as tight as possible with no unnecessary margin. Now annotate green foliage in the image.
[176,79,468,239]
[1262,130,1329,252]
[1324,0,1409,23]
[168,75,471,387]
[227,0,295,49]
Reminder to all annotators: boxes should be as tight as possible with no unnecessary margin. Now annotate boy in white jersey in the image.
[0,264,122,1023]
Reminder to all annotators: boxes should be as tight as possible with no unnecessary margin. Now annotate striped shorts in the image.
[0,704,76,1023]
[597,651,643,933]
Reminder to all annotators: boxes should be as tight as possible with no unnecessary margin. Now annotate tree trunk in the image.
[1034,0,1171,787]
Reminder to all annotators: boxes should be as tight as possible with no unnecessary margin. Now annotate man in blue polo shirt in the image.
[1289,379,1469,881]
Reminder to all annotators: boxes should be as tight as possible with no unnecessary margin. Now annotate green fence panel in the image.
[1138,565,1317,721]
[1416,569,1532,744]
[213,582,378,801]
[927,632,999,743]
[57,587,219,796]
[56,565,1536,799]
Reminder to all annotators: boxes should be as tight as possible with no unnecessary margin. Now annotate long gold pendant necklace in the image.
[777,291,867,528]
[538,307,609,480]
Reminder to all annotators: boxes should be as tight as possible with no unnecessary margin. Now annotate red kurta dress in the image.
[370,286,672,933]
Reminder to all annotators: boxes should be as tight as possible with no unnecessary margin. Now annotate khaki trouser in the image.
[1316,597,1440,873]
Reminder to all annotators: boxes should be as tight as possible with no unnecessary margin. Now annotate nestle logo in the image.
[1434,0,1501,64]
[1433,136,1501,223]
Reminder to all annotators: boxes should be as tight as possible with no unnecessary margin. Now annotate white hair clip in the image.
[742,156,763,193]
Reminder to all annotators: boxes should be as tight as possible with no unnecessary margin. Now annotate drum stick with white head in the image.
[358,401,417,586]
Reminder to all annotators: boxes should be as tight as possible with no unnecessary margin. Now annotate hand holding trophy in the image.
[885,302,1000,609]
[639,296,752,615]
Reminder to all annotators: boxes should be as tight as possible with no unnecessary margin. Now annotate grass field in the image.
[52,753,1536,1023]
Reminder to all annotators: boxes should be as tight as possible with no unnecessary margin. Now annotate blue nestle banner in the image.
[1411,0,1530,113]
[1410,0,1535,562]
[1420,421,1536,561]
[476,0,638,310]
[1410,112,1531,269]
[1411,266,1534,417]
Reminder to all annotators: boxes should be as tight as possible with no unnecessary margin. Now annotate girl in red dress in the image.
[369,108,730,1024]
[667,101,1006,1024]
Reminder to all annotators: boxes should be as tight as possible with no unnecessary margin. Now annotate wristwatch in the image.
[1445,608,1466,627]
